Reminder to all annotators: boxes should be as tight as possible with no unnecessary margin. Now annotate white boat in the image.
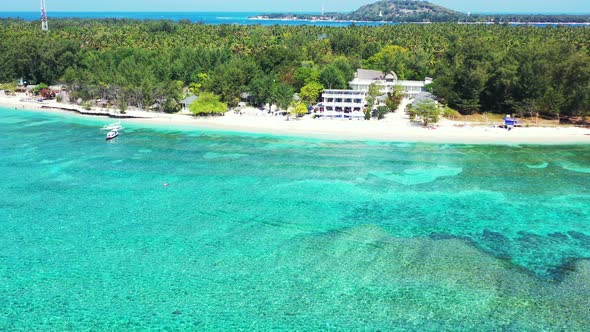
[105,130,119,141]
[101,121,124,131]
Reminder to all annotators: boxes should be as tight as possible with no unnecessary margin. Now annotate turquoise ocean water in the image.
[1,12,588,27]
[1,107,589,330]
[0,12,393,27]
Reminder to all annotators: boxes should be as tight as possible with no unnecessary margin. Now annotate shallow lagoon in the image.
[1,108,589,330]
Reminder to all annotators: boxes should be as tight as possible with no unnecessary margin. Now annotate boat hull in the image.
[105,130,119,140]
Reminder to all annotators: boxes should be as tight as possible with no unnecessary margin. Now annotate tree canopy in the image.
[290,102,308,117]
[366,83,382,111]
[0,19,588,119]
[367,45,410,79]
[299,81,324,105]
[408,99,441,126]
[189,93,227,116]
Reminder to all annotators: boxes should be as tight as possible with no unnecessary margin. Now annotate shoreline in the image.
[1,94,589,145]
[248,16,590,26]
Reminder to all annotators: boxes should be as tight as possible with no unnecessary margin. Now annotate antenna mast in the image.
[41,0,49,31]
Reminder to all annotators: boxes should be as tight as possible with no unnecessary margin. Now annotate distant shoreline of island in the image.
[1,11,588,26]
[249,0,590,25]
[247,16,590,26]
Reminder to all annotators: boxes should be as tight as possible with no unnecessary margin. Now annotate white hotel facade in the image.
[319,69,432,117]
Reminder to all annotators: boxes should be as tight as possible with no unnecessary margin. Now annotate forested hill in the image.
[253,0,590,23]
[346,0,461,22]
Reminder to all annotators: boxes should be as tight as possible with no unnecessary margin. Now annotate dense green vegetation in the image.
[0,18,588,118]
[258,0,590,23]
[189,92,227,116]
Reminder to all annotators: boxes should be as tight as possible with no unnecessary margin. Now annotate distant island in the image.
[251,0,590,23]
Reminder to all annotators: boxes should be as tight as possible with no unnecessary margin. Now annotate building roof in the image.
[323,89,366,96]
[356,69,383,80]
[181,95,198,105]
[355,69,398,81]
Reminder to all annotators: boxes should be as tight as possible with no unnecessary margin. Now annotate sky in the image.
[2,0,589,14]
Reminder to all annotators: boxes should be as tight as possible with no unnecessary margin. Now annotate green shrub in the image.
[406,105,417,122]
[290,102,308,117]
[376,106,389,120]
[82,101,92,110]
[0,82,17,91]
[190,92,227,116]
[119,100,128,114]
[32,83,49,94]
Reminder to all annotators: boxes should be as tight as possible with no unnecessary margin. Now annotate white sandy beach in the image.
[1,93,589,144]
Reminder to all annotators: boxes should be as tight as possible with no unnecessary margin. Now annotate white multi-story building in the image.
[349,69,432,97]
[318,69,432,118]
[321,89,366,114]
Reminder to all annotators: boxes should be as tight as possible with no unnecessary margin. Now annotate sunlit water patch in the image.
[369,166,463,185]
[527,162,549,169]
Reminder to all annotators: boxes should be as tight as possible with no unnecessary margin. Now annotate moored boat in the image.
[105,129,119,140]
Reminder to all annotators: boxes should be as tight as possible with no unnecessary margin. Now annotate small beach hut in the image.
[181,95,198,111]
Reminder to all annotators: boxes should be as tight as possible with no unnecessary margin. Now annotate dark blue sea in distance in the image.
[1,11,589,27]
[0,11,392,26]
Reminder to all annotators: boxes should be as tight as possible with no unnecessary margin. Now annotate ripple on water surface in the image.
[203,152,249,160]
[560,162,590,173]
[369,166,463,185]
[526,162,549,169]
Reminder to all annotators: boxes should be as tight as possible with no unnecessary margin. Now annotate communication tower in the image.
[41,0,49,31]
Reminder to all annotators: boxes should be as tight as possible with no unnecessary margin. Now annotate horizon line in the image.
[1,10,590,16]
